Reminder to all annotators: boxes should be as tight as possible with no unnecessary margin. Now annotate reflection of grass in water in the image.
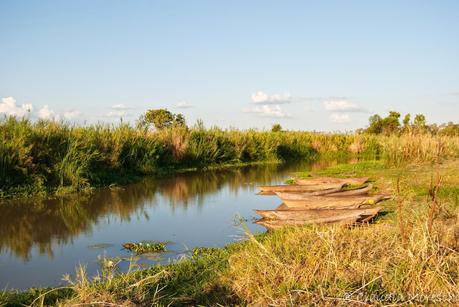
[0,185,157,260]
[0,160,313,261]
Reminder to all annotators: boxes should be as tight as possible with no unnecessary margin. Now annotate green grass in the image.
[0,117,353,198]
[3,117,459,199]
[1,245,243,306]
[2,160,458,306]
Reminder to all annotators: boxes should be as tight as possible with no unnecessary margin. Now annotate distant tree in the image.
[382,111,401,134]
[402,113,411,132]
[403,113,411,127]
[144,109,174,129]
[366,111,401,135]
[366,114,383,134]
[413,114,427,129]
[271,123,282,132]
[174,113,186,127]
[138,108,187,130]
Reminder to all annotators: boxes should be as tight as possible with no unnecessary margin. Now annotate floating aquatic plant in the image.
[122,241,167,254]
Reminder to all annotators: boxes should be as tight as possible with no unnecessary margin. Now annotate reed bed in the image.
[2,117,459,198]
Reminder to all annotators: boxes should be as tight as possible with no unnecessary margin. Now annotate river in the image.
[0,159,339,289]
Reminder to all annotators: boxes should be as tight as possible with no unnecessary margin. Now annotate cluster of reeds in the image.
[380,133,459,165]
[0,118,350,197]
[2,116,459,198]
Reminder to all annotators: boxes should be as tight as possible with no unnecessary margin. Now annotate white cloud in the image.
[244,105,291,118]
[0,97,33,117]
[176,101,193,109]
[251,91,291,104]
[63,110,82,119]
[323,99,364,112]
[37,105,59,120]
[111,104,131,110]
[330,113,351,124]
[106,104,133,118]
[106,110,128,118]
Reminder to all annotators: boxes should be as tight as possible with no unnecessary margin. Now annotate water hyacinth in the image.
[122,241,167,254]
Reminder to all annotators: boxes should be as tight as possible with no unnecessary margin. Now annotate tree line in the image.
[362,111,459,136]
[137,108,459,137]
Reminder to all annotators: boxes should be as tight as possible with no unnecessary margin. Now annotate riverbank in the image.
[2,117,459,199]
[3,159,458,306]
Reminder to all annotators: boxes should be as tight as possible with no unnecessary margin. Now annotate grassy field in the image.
[3,159,458,306]
[2,116,459,198]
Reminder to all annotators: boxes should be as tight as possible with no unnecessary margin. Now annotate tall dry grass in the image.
[381,134,459,165]
[224,171,459,305]
[225,217,458,305]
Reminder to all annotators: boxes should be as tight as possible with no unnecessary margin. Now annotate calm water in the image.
[0,160,338,290]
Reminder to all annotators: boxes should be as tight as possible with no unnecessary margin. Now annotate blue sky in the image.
[1,0,458,131]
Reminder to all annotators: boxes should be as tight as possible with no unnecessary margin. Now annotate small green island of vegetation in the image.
[122,241,167,254]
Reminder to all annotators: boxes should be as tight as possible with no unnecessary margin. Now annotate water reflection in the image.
[0,161,344,269]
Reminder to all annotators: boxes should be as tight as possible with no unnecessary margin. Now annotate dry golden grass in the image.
[225,218,458,305]
[223,161,459,306]
[381,134,459,165]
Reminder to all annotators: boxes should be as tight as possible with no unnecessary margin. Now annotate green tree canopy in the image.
[271,124,282,132]
[366,111,432,135]
[414,114,426,128]
[366,114,383,134]
[138,108,187,130]
[403,113,411,127]
[366,111,401,135]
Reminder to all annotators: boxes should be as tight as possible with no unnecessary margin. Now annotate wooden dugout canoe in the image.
[275,184,373,200]
[256,186,343,196]
[256,190,277,195]
[294,176,369,186]
[275,202,374,211]
[254,206,382,221]
[257,182,344,193]
[255,216,361,230]
[279,194,390,209]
